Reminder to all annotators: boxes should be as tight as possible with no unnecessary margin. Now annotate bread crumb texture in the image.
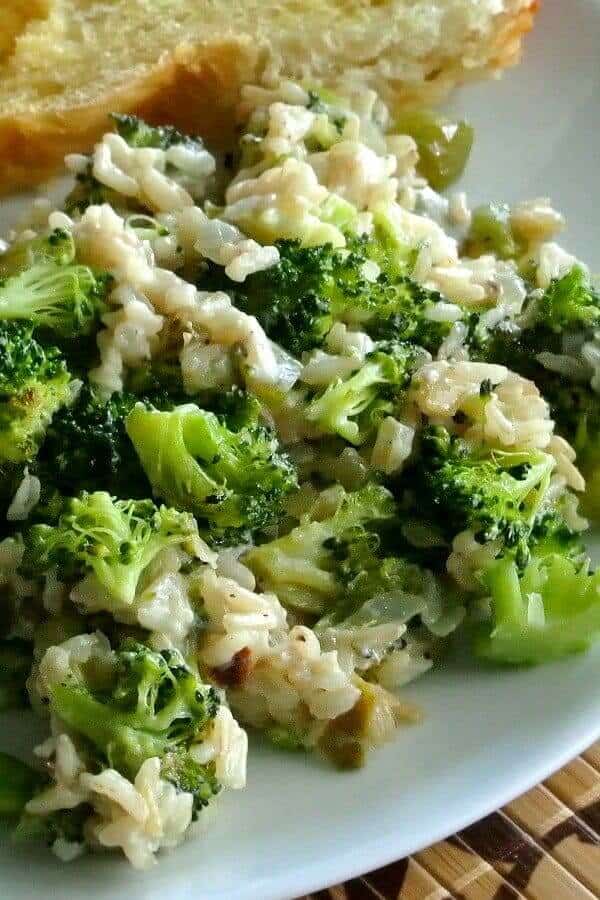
[0,0,538,193]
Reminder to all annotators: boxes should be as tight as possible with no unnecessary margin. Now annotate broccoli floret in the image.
[529,509,586,561]
[528,266,600,337]
[472,269,600,369]
[44,640,219,779]
[201,238,453,357]
[125,357,186,398]
[479,268,600,364]
[0,228,75,278]
[0,753,45,818]
[161,751,221,820]
[0,230,111,337]
[531,372,600,467]
[22,492,202,612]
[474,550,600,664]
[201,241,334,356]
[244,483,396,615]
[315,538,462,637]
[39,385,158,498]
[0,322,73,464]
[469,268,600,517]
[0,639,32,710]
[0,322,67,397]
[111,114,203,151]
[515,272,600,514]
[305,341,420,445]
[207,387,265,431]
[414,426,555,551]
[17,643,222,846]
[125,400,297,537]
[301,499,464,636]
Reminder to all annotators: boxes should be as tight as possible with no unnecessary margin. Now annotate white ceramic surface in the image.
[1,0,600,897]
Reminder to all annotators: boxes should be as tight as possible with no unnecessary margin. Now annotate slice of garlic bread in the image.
[0,0,538,194]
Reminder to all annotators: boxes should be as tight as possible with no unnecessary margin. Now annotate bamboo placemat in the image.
[298,742,600,899]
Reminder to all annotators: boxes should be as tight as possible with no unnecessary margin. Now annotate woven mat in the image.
[298,743,600,899]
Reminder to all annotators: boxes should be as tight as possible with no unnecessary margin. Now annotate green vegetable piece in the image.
[581,459,600,521]
[111,114,203,151]
[265,724,309,753]
[414,426,555,551]
[316,553,463,638]
[244,483,396,615]
[39,385,162,499]
[0,229,111,337]
[0,322,73,464]
[0,229,75,280]
[64,165,137,218]
[318,679,406,770]
[16,806,91,847]
[394,109,474,191]
[48,640,219,780]
[126,401,297,536]
[23,492,201,611]
[533,266,600,334]
[305,341,420,446]
[464,202,519,260]
[475,553,600,664]
[200,237,450,357]
[466,266,600,524]
[161,751,221,820]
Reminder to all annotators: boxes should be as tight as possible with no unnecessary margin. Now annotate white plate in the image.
[2,0,600,896]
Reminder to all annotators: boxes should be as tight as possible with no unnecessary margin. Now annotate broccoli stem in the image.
[306,360,385,444]
[475,608,600,665]
[475,555,600,664]
[485,557,524,626]
[50,683,165,777]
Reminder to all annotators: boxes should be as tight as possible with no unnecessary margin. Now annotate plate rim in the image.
[265,719,600,900]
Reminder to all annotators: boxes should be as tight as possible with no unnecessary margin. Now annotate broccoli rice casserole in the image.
[1,76,599,868]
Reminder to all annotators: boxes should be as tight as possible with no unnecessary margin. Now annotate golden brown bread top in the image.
[0,0,538,194]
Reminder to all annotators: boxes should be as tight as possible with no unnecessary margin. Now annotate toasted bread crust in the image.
[0,2,539,195]
[0,37,264,195]
[382,2,539,109]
